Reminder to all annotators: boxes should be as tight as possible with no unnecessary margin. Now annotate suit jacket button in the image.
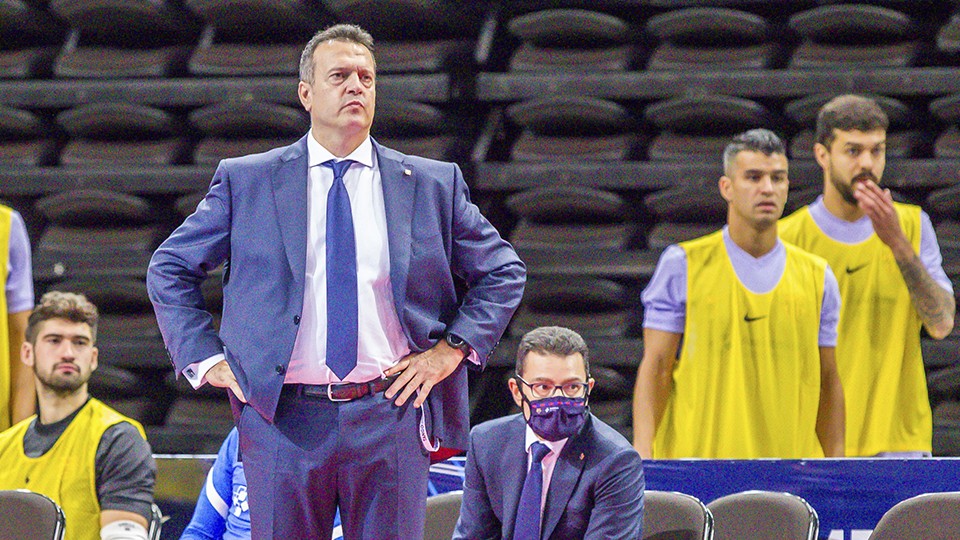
[293,315,300,325]
[276,365,285,374]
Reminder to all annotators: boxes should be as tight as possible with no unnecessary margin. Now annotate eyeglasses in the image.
[515,375,589,399]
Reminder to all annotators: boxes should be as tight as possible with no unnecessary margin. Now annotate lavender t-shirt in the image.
[6,210,32,313]
[642,226,841,347]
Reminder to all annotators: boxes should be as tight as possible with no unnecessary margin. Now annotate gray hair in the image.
[299,24,375,84]
[516,326,590,377]
[722,128,786,175]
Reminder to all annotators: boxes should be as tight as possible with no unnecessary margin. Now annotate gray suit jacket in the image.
[146,135,525,451]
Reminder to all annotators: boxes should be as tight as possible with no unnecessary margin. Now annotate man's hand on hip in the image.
[384,341,463,408]
[206,359,247,403]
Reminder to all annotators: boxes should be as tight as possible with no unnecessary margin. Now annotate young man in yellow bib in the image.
[780,95,956,457]
[633,129,846,459]
[0,203,35,431]
[0,292,156,540]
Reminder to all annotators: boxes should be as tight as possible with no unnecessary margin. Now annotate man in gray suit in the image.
[147,23,525,540]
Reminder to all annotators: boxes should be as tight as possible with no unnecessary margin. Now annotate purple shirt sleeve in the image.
[641,245,687,334]
[642,242,841,346]
[819,266,840,347]
[6,210,33,313]
[919,211,954,295]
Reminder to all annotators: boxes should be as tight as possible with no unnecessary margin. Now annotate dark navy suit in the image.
[147,135,525,539]
[454,414,644,540]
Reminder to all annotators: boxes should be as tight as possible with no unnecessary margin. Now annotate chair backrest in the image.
[869,492,960,540]
[707,490,817,540]
[148,502,167,540]
[0,489,66,540]
[424,489,462,540]
[643,490,714,540]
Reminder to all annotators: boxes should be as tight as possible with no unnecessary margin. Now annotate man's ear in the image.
[719,175,732,203]
[813,142,830,171]
[297,81,312,111]
[508,377,523,409]
[20,341,33,367]
[90,347,99,373]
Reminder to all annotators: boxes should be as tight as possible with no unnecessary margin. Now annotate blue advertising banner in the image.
[644,458,960,540]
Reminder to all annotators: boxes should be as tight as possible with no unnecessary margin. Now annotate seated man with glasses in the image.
[453,326,644,540]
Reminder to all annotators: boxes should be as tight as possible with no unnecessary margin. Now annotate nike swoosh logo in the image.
[846,263,869,274]
[744,314,767,323]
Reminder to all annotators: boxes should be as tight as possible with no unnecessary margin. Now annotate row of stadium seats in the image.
[2,0,959,454]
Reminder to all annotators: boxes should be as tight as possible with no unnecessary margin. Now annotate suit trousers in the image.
[238,386,431,540]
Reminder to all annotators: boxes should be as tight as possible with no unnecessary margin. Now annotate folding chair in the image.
[643,490,713,540]
[707,490,817,540]
[869,492,960,540]
[0,489,65,540]
[424,490,462,540]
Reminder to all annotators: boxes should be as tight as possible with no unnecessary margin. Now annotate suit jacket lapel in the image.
[502,416,529,540]
[272,136,309,283]
[375,140,415,319]
[540,417,592,540]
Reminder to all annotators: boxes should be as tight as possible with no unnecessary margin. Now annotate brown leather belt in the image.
[286,376,397,402]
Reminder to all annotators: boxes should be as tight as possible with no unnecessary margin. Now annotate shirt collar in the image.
[306,132,375,169]
[523,422,568,457]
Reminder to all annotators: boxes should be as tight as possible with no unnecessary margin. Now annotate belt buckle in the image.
[326,381,353,402]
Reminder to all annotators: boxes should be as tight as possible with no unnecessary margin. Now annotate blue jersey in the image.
[180,428,251,540]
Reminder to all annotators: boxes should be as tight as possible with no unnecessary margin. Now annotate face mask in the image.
[522,394,588,442]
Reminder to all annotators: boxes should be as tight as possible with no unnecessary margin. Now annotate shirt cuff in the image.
[183,354,226,389]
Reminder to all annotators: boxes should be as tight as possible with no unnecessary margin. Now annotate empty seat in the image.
[788,4,919,68]
[644,95,777,161]
[511,276,635,338]
[0,105,57,166]
[933,401,960,456]
[643,490,713,540]
[505,95,639,162]
[506,185,634,251]
[49,0,199,78]
[35,189,155,227]
[644,183,726,225]
[937,12,960,54]
[185,0,325,76]
[372,100,457,161]
[647,223,717,251]
[505,9,636,72]
[869,492,960,539]
[645,7,777,70]
[33,225,158,281]
[322,0,482,74]
[56,103,188,165]
[189,100,307,164]
[926,184,960,220]
[707,490,818,540]
[0,0,66,78]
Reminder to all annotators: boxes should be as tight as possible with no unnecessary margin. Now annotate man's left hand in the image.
[384,341,463,408]
[854,180,911,254]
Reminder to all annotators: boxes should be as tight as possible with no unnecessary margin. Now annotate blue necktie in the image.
[514,442,551,540]
[323,159,358,380]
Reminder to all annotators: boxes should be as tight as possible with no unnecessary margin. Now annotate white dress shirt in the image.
[183,134,410,387]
